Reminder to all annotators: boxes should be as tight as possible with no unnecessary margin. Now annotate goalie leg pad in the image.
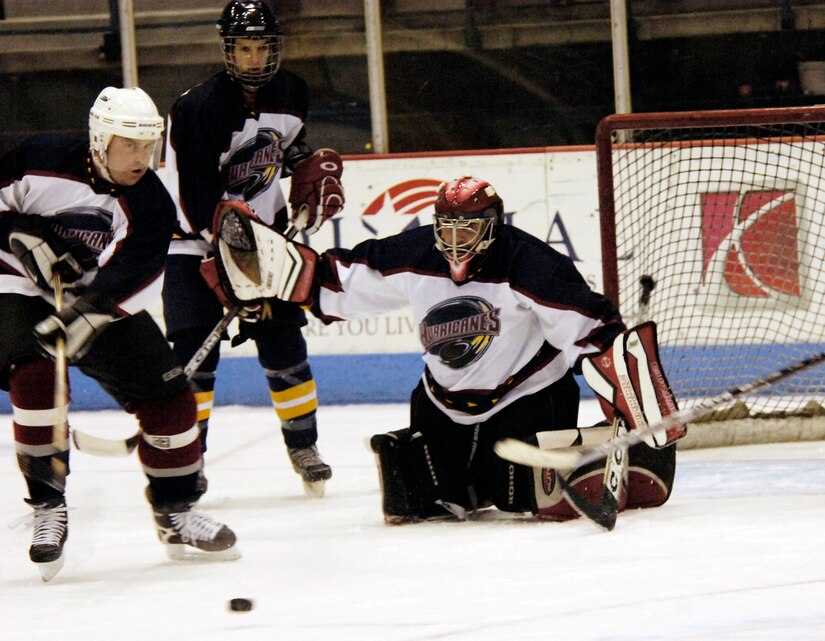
[368,428,453,523]
[533,458,628,521]
[626,442,676,509]
[583,321,685,448]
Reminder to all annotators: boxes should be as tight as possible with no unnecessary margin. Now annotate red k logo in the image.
[700,190,801,298]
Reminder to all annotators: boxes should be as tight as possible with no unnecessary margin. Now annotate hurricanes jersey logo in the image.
[50,207,114,269]
[420,296,501,369]
[223,128,284,201]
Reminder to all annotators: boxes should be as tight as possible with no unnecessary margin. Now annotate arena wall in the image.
[2,146,606,411]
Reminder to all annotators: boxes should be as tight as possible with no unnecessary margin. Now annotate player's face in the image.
[104,135,157,186]
[231,38,271,76]
[437,219,485,259]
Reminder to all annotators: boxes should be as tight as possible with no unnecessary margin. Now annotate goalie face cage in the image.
[596,107,825,445]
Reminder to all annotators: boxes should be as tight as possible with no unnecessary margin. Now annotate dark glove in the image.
[34,294,118,361]
[8,216,87,289]
[288,149,344,234]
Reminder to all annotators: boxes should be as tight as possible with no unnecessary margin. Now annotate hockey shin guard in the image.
[10,359,70,498]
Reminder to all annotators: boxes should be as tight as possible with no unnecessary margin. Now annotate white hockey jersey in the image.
[314,224,625,424]
[0,134,176,315]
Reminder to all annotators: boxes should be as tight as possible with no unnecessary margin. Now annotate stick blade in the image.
[558,475,619,531]
[72,429,140,457]
[493,438,583,470]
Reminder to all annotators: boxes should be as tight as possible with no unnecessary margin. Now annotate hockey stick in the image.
[555,418,629,531]
[495,349,825,472]
[72,220,305,457]
[552,276,657,530]
[25,276,71,491]
[35,274,70,491]
[69,308,239,456]
[19,273,69,493]
[51,274,69,485]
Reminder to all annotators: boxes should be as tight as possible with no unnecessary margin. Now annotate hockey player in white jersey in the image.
[162,0,344,497]
[206,176,685,524]
[0,87,238,580]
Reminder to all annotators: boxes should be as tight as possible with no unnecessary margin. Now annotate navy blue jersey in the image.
[0,134,176,315]
[164,70,309,257]
[315,224,625,423]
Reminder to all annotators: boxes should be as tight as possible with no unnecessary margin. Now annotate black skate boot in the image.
[27,496,68,582]
[151,499,240,561]
[287,445,332,498]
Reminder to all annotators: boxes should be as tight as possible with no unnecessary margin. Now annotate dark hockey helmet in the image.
[433,176,504,265]
[217,1,283,88]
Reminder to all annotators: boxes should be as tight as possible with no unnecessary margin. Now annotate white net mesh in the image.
[598,108,825,445]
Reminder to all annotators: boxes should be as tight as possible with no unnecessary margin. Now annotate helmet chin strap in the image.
[91,149,116,184]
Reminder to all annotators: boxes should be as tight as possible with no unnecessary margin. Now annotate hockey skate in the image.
[27,496,68,582]
[152,500,240,562]
[287,445,332,498]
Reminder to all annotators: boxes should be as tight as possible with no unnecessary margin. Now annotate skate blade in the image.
[164,544,241,562]
[37,555,65,582]
[303,480,326,499]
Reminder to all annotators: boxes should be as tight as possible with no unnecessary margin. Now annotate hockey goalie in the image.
[211,178,686,525]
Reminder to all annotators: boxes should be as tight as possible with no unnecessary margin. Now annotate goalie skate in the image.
[27,496,68,582]
[152,501,240,561]
[288,445,332,498]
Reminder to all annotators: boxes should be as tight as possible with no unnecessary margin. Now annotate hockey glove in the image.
[212,201,318,306]
[288,148,344,234]
[34,293,119,361]
[8,216,89,289]
[199,254,267,320]
[582,321,685,448]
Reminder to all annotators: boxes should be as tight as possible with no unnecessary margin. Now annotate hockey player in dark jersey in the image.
[0,87,238,581]
[210,176,684,524]
[162,0,344,497]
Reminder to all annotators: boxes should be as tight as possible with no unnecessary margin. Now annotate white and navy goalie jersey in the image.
[313,224,626,424]
[164,70,309,257]
[0,134,176,315]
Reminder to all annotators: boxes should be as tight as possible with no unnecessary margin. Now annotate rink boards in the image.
[2,146,822,411]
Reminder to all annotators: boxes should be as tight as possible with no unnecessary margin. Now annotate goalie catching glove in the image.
[288,148,344,234]
[210,200,318,307]
[582,321,685,448]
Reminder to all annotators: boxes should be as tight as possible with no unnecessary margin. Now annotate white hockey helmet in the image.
[88,86,164,168]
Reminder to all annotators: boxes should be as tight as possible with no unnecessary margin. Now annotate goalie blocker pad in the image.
[582,321,685,448]
[212,200,318,306]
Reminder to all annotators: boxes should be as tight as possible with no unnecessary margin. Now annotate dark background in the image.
[2,1,825,155]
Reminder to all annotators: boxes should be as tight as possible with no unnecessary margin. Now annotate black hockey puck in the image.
[228,598,254,612]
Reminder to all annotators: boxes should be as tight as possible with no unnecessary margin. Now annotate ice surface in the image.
[2,401,824,640]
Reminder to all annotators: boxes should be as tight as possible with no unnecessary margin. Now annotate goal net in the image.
[596,107,825,448]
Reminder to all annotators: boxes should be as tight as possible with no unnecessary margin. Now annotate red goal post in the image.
[595,107,825,448]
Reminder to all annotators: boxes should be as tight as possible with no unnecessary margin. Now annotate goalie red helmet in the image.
[433,176,504,266]
[217,1,283,89]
